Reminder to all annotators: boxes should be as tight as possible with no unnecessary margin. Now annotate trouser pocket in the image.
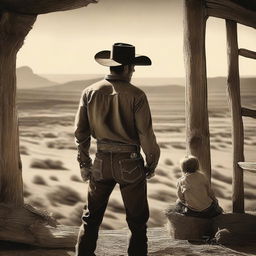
[119,157,144,183]
[91,157,103,181]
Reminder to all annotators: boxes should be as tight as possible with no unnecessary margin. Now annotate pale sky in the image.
[17,0,256,78]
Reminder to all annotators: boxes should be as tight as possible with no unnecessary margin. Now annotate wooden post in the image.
[226,20,245,213]
[183,0,211,179]
[0,12,37,206]
[0,0,97,247]
[0,0,96,207]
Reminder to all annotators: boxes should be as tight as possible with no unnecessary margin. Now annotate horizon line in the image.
[16,66,256,78]
[37,73,256,79]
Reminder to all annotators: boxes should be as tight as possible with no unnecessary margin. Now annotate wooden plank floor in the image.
[0,227,255,256]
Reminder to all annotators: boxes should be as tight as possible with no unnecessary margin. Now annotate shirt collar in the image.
[105,74,131,82]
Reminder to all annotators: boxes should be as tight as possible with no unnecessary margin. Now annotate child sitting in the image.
[175,155,223,218]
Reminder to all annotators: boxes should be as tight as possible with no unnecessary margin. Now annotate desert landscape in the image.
[16,66,256,231]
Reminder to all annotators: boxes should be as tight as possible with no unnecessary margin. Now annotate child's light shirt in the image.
[176,171,216,211]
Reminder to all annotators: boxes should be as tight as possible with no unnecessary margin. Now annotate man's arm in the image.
[74,90,92,178]
[134,93,160,176]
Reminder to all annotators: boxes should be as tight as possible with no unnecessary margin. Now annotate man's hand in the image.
[80,167,92,182]
[145,166,155,179]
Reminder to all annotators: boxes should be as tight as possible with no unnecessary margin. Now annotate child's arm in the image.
[176,180,185,203]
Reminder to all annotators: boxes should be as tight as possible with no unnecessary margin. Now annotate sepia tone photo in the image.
[0,0,256,255]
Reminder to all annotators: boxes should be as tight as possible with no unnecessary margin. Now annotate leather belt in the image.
[97,142,140,153]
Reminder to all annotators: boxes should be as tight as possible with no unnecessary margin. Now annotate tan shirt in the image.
[176,171,216,211]
[74,75,160,171]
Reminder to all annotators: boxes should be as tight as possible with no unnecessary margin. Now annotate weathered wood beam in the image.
[238,162,256,173]
[226,20,245,213]
[183,0,211,180]
[239,49,256,60]
[231,0,256,12]
[241,107,256,118]
[0,12,37,206]
[206,0,256,29]
[0,0,97,15]
[0,204,78,247]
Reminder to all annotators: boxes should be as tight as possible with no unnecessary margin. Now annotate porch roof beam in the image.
[0,0,97,15]
[206,0,256,29]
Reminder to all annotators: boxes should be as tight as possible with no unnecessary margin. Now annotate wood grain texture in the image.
[0,12,36,206]
[231,0,256,12]
[239,48,256,60]
[183,0,211,180]
[0,0,97,15]
[226,20,245,213]
[206,0,256,28]
[0,204,77,247]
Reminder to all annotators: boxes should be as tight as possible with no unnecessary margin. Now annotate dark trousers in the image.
[175,200,223,218]
[75,148,149,256]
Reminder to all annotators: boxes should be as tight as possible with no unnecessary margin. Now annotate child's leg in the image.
[200,201,223,218]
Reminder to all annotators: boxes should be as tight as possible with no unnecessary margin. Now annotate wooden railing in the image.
[239,49,256,60]
[241,107,256,119]
[238,162,256,173]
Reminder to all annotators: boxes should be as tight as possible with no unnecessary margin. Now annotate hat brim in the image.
[94,50,152,67]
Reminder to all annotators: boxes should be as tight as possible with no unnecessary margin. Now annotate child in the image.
[175,155,223,218]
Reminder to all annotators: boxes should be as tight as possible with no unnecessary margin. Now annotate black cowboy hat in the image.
[94,43,152,67]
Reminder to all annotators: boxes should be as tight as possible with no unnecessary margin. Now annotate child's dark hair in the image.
[180,155,199,173]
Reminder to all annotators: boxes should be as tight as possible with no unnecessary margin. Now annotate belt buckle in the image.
[130,152,138,159]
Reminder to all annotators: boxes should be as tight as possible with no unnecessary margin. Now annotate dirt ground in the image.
[1,227,256,256]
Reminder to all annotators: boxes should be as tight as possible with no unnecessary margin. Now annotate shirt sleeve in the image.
[74,90,92,168]
[176,179,185,202]
[134,93,160,171]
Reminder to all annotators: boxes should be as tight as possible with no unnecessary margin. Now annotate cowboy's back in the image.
[75,77,159,172]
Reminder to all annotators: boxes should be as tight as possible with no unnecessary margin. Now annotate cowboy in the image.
[74,43,160,256]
